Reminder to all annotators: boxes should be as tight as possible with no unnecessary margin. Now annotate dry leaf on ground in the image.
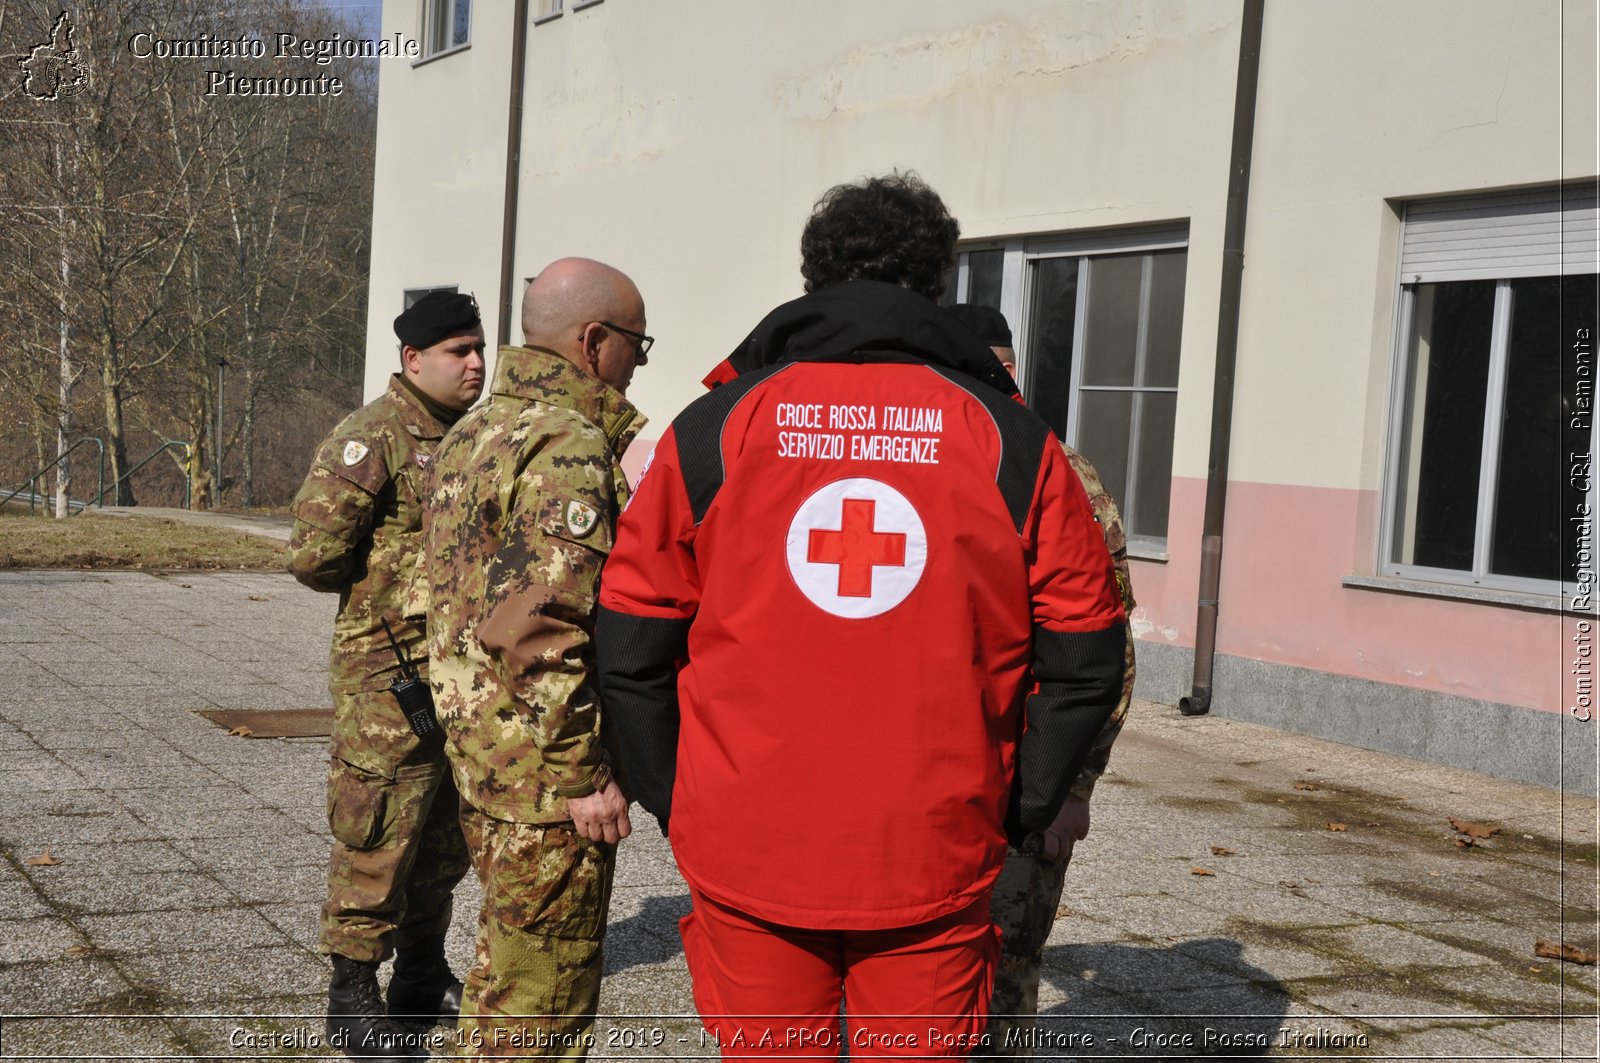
[25,848,62,866]
[247,595,269,601]
[1454,836,1477,848]
[1294,781,1320,791]
[1326,822,1348,832]
[228,726,253,737]
[1190,866,1215,876]
[1534,938,1598,965]
[1209,846,1237,856]
[1449,817,1499,839]
[63,945,96,957]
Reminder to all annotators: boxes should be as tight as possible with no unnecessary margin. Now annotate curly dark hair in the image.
[799,172,960,301]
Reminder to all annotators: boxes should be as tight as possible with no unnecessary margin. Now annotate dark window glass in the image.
[428,0,449,52]
[1144,250,1187,388]
[1132,391,1177,540]
[1076,391,1132,523]
[966,249,1004,310]
[1024,257,1079,439]
[403,285,456,310]
[1398,282,1495,570]
[1081,254,1142,387]
[453,0,471,46]
[1493,274,1598,580]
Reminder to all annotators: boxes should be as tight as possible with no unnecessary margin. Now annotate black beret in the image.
[395,291,480,349]
[946,303,1013,348]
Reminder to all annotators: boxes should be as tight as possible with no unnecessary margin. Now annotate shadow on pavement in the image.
[1033,938,1288,1059]
[604,892,692,975]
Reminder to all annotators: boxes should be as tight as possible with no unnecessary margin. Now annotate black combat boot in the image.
[386,934,463,1027]
[326,954,427,1061]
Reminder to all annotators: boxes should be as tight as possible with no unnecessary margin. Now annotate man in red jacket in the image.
[596,173,1125,1058]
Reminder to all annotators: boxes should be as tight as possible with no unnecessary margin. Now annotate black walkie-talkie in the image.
[380,618,440,742]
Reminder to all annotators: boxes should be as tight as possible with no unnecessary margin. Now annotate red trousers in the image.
[679,889,997,1060]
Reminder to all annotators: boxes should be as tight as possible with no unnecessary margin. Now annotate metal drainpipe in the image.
[497,0,531,347]
[1179,0,1265,716]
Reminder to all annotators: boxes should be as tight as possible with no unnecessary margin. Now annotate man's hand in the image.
[568,779,632,844]
[1042,795,1091,862]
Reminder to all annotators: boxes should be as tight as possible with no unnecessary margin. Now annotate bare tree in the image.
[0,0,374,513]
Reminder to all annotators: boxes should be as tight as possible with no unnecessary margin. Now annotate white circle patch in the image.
[785,477,927,619]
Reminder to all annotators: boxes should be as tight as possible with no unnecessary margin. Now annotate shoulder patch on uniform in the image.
[342,441,370,466]
[564,499,599,538]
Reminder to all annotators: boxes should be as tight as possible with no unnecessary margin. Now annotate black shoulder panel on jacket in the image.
[926,366,1052,534]
[673,364,790,524]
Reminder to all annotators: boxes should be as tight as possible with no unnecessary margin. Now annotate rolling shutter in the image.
[1400,183,1599,283]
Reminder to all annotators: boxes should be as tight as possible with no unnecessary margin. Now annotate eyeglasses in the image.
[600,321,653,361]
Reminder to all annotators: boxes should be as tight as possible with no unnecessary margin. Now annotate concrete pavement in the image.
[0,569,1595,1060]
[84,507,294,543]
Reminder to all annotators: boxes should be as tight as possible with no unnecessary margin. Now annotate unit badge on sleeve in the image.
[565,500,599,538]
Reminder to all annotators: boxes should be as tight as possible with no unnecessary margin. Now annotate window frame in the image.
[1379,273,1597,606]
[402,284,458,311]
[949,224,1189,557]
[415,0,472,64]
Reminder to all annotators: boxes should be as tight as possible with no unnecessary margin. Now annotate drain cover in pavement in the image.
[198,709,334,738]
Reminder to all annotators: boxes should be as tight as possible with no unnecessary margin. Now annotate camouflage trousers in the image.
[319,692,471,963]
[981,846,1071,1057]
[455,808,616,1061]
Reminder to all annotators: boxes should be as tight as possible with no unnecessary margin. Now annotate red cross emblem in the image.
[786,477,927,619]
[806,498,907,597]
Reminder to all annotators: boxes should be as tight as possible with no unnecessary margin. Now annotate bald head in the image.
[520,258,637,347]
[521,258,649,394]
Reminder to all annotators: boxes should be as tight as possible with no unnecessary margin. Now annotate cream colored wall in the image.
[509,0,1242,437]
[1234,0,1596,491]
[366,0,1597,489]
[363,0,514,402]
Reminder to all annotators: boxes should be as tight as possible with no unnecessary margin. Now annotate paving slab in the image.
[0,569,1595,1061]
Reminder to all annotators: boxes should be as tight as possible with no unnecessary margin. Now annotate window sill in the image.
[572,0,605,8]
[1127,546,1169,564]
[1342,574,1579,615]
[533,10,562,24]
[411,42,471,67]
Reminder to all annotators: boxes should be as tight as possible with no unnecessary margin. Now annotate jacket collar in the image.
[716,279,1019,397]
[392,372,467,431]
[385,374,454,440]
[490,345,646,456]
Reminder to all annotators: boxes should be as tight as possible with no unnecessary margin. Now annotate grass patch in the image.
[0,511,287,571]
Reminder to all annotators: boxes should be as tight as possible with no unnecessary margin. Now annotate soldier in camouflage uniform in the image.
[422,258,648,1061]
[288,291,486,1061]
[948,304,1138,1056]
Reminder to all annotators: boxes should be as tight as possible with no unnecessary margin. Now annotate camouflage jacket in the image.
[1064,444,1137,803]
[424,345,644,825]
[286,375,447,702]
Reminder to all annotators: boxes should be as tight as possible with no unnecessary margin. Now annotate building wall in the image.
[366,0,1599,790]
[364,0,515,382]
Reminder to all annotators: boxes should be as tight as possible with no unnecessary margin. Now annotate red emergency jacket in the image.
[597,280,1125,930]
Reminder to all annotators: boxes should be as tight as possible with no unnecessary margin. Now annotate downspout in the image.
[497,0,530,346]
[1179,0,1265,716]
